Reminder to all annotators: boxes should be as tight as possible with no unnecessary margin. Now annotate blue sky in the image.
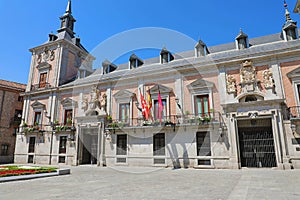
[0,0,299,84]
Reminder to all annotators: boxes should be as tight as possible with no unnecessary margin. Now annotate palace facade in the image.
[15,1,300,169]
[0,80,25,164]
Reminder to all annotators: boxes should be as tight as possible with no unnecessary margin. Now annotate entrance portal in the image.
[238,118,277,168]
[80,128,98,165]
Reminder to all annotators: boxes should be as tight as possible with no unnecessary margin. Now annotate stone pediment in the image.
[149,84,172,94]
[113,90,135,100]
[61,97,77,108]
[287,66,300,78]
[31,101,45,110]
[187,79,214,91]
[36,62,51,70]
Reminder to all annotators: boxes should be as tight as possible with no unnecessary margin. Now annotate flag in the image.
[147,89,152,110]
[140,89,149,120]
[147,89,154,121]
[157,89,164,122]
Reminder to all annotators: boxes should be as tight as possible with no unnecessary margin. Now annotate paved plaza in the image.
[1,166,300,200]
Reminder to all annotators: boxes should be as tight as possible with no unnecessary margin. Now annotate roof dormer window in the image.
[160,48,174,64]
[129,54,143,69]
[195,40,209,57]
[102,59,117,74]
[236,29,249,49]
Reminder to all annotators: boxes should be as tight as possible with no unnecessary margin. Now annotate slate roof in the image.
[61,30,300,88]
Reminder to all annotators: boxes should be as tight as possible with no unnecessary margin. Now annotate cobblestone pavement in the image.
[1,166,300,200]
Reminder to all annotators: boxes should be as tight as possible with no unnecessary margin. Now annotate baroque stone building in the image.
[15,0,300,169]
[0,80,26,164]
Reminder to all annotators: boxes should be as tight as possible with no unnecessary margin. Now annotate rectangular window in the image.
[154,99,167,120]
[119,103,130,123]
[153,133,165,156]
[64,109,73,125]
[59,136,67,154]
[18,96,23,102]
[1,144,9,156]
[116,134,127,155]
[194,95,209,117]
[28,137,36,153]
[34,112,41,125]
[58,156,66,163]
[196,132,211,156]
[28,155,34,163]
[39,72,47,88]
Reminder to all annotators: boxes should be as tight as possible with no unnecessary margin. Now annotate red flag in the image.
[157,90,164,122]
[140,90,149,120]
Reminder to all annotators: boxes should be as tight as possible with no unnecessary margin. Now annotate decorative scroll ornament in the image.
[226,74,237,93]
[262,68,274,88]
[240,60,256,84]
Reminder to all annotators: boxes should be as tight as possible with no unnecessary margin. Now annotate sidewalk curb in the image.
[0,169,70,183]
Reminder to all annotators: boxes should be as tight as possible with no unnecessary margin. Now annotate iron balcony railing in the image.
[31,83,52,91]
[21,123,76,133]
[106,112,223,129]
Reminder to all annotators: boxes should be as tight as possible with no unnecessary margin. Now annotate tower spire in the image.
[57,0,76,38]
[282,0,298,41]
[66,0,72,14]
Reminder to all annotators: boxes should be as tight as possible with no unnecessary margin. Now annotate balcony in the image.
[106,112,224,130]
[31,83,52,91]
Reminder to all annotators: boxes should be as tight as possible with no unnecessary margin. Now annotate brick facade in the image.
[0,80,25,164]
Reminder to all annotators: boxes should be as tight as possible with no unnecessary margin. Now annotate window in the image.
[116,134,127,155]
[194,95,209,117]
[18,96,23,102]
[64,109,73,125]
[39,72,47,88]
[34,112,41,125]
[58,156,66,163]
[153,133,165,156]
[1,144,9,156]
[286,28,297,41]
[119,103,130,123]
[160,48,174,64]
[28,137,36,153]
[196,132,211,156]
[28,155,34,163]
[238,38,247,49]
[59,136,67,154]
[154,99,167,120]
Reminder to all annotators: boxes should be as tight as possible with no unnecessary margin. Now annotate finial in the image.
[284,0,291,21]
[66,0,72,14]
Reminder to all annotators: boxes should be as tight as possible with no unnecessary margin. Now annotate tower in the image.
[26,0,94,92]
[282,1,298,41]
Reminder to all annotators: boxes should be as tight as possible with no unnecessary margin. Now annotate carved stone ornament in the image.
[81,96,88,111]
[82,85,106,116]
[262,68,274,88]
[240,60,256,84]
[100,93,107,112]
[42,47,55,62]
[37,54,42,64]
[226,74,237,93]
